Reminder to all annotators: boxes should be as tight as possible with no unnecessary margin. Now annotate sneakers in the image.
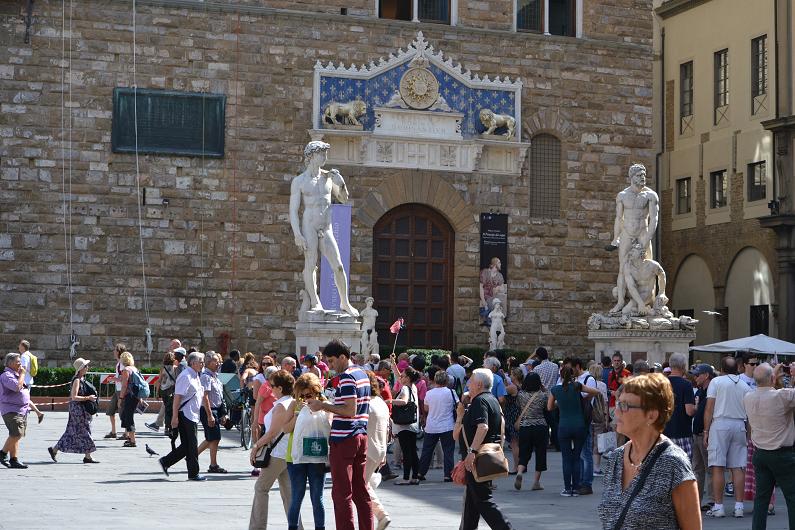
[734,507,744,518]
[145,422,160,432]
[706,507,726,518]
[188,475,207,481]
[376,516,391,530]
[0,450,8,468]
[576,485,593,495]
[560,489,577,497]
[700,503,714,512]
[8,458,28,469]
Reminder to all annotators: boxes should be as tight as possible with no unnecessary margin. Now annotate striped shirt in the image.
[330,366,370,442]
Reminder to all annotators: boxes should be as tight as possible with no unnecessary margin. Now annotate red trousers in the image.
[330,434,373,530]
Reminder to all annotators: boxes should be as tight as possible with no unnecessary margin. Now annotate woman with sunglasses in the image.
[283,372,331,530]
[598,373,700,530]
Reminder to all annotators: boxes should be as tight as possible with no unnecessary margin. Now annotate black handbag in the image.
[253,432,286,469]
[80,379,99,415]
[391,386,417,425]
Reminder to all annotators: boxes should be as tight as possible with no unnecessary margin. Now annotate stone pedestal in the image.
[588,329,696,365]
[295,310,361,356]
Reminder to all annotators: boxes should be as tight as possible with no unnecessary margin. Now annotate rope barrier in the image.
[31,382,73,389]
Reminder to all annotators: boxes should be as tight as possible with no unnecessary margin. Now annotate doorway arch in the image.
[373,204,455,349]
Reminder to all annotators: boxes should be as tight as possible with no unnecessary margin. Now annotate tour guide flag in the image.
[390,318,405,355]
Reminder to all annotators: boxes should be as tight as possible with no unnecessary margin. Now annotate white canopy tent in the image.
[689,334,795,356]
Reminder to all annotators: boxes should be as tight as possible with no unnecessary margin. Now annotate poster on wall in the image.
[319,204,352,311]
[479,213,508,326]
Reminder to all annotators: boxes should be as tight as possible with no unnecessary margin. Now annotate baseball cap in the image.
[690,364,715,377]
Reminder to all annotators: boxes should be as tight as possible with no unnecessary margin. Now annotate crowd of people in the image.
[5,335,795,530]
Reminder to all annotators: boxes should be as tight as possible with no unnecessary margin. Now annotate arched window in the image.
[528,133,561,218]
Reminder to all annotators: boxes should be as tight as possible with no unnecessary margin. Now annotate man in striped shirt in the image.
[307,339,373,530]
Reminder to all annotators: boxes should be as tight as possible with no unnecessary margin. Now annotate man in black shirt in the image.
[219,349,240,374]
[663,352,696,459]
[460,368,513,530]
[690,363,715,510]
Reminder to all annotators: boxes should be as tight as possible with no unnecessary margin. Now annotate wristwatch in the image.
[469,448,478,454]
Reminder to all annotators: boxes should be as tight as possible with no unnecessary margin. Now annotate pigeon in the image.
[145,444,159,457]
[702,310,722,316]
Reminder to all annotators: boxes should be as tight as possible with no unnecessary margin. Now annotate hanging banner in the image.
[320,204,352,311]
[479,213,508,325]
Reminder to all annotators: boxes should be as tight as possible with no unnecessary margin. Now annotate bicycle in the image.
[238,385,254,449]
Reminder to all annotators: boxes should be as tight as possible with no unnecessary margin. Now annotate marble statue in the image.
[488,298,506,350]
[323,99,367,128]
[479,257,507,325]
[479,109,516,139]
[608,163,659,314]
[619,242,671,317]
[290,140,359,316]
[360,296,379,357]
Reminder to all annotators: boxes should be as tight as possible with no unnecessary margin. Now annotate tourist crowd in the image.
[5,335,795,530]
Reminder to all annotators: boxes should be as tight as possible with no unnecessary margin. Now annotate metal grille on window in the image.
[752,35,768,115]
[680,62,694,135]
[418,0,450,23]
[714,49,729,125]
[517,0,542,32]
[750,304,769,335]
[529,134,561,218]
[710,170,727,209]
[677,177,691,215]
[748,161,766,202]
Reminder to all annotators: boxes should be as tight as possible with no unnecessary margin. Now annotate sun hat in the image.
[73,357,91,372]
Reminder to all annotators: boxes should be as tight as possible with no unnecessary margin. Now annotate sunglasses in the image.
[748,362,760,366]
[615,401,644,413]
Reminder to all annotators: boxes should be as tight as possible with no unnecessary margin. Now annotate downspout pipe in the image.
[654,27,665,259]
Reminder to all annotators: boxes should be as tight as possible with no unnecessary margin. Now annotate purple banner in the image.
[320,204,352,311]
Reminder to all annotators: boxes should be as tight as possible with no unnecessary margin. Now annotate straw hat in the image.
[73,357,91,372]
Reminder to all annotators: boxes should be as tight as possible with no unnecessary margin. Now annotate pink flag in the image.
[390,318,404,334]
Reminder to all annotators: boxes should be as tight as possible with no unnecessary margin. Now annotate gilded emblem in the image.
[399,67,439,110]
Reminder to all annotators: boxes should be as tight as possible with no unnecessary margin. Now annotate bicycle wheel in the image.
[240,407,253,449]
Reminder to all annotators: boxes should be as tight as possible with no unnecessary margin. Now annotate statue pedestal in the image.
[295,310,361,357]
[588,328,696,366]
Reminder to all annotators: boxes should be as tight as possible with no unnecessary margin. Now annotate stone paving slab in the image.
[1,413,788,529]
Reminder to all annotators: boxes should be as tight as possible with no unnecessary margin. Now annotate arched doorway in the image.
[373,204,455,349]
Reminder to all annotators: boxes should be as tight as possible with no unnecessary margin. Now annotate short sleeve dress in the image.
[598,438,696,530]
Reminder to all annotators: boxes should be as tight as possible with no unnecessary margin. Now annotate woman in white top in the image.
[365,371,392,530]
[391,366,421,485]
[418,370,459,481]
[248,370,296,530]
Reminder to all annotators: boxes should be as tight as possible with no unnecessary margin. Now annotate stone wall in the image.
[0,0,653,363]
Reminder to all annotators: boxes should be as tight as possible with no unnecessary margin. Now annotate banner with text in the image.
[479,213,508,325]
[320,204,352,311]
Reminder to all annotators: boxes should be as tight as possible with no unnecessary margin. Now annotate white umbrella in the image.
[689,334,795,356]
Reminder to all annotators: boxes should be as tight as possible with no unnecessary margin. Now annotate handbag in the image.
[253,432,286,469]
[514,391,543,431]
[391,386,417,425]
[462,412,510,483]
[451,460,468,486]
[79,379,99,415]
[612,440,671,530]
[597,431,617,454]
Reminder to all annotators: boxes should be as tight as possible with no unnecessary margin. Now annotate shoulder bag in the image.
[254,432,286,469]
[612,440,671,530]
[391,386,417,425]
[462,410,510,483]
[79,378,99,415]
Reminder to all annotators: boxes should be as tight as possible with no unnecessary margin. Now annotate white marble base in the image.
[588,328,696,366]
[295,310,362,357]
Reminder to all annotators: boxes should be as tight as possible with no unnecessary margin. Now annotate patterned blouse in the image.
[598,438,695,530]
[515,390,548,428]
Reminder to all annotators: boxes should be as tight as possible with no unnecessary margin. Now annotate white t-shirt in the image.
[423,386,459,434]
[447,364,466,387]
[20,352,33,386]
[707,374,751,421]
[577,372,598,398]
[174,367,205,423]
[264,395,293,460]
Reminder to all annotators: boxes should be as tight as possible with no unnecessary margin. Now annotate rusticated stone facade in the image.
[0,0,653,363]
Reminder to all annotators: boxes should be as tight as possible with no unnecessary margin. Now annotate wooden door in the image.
[373,204,454,350]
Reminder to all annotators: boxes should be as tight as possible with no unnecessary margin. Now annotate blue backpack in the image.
[129,370,150,399]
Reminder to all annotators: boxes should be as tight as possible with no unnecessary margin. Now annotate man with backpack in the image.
[573,358,598,495]
[17,340,44,424]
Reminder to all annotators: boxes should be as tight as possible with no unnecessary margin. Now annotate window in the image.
[752,36,768,98]
[750,304,769,335]
[674,309,695,318]
[528,134,561,218]
[714,49,729,124]
[549,0,575,37]
[379,0,451,23]
[748,161,767,202]
[517,0,542,32]
[676,177,691,214]
[709,170,728,209]
[680,61,694,134]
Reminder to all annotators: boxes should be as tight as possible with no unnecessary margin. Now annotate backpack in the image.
[591,391,609,430]
[27,352,38,377]
[580,375,594,427]
[129,370,150,399]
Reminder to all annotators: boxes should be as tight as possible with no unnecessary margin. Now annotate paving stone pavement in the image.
[1,412,787,529]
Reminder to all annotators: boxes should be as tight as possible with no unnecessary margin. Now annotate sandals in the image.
[207,465,228,474]
[394,479,411,485]
[37,413,45,424]
[47,447,57,462]
[123,441,137,448]
[103,432,117,439]
[531,483,544,491]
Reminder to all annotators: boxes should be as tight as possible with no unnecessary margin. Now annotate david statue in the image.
[289,140,359,317]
